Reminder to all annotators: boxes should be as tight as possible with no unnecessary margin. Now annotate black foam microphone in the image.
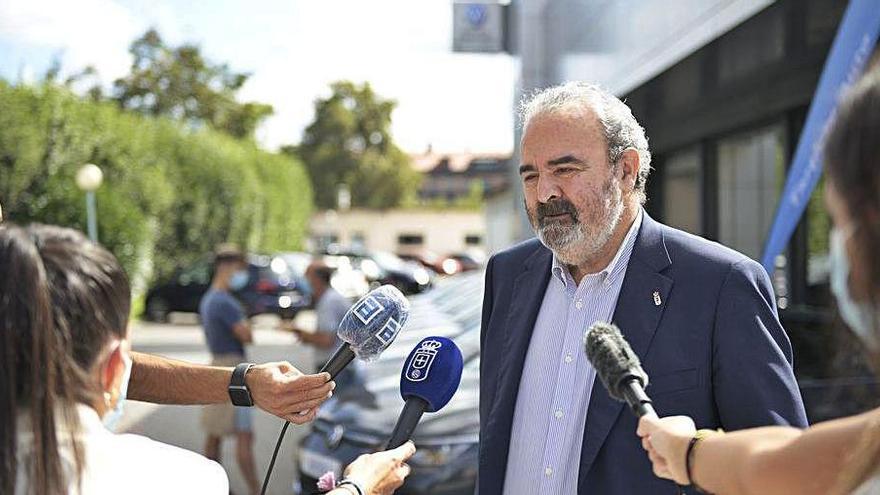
[319,284,410,379]
[384,336,463,450]
[584,321,656,418]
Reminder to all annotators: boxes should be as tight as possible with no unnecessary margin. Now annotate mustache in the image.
[536,199,578,223]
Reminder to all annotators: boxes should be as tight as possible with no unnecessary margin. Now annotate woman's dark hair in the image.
[824,65,880,493]
[0,224,131,494]
[824,66,880,350]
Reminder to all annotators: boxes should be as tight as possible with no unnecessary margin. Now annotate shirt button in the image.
[575,300,583,309]
[564,354,573,363]
[554,409,564,419]
[545,467,553,477]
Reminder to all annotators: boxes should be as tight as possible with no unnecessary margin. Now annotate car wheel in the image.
[146,297,169,323]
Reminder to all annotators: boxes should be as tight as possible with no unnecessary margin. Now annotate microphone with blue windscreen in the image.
[384,336,463,449]
[319,284,410,379]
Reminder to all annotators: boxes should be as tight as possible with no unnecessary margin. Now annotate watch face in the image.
[229,363,255,407]
[229,386,254,407]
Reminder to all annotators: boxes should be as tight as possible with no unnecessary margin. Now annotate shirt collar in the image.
[551,208,643,289]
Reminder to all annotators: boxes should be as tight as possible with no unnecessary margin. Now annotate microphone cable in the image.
[260,420,291,495]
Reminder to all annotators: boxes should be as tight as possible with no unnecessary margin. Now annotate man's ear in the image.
[619,149,640,191]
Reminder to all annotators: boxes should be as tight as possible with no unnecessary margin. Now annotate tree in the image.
[112,29,273,139]
[291,81,421,209]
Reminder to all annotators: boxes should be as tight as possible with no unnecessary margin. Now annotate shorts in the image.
[200,353,253,436]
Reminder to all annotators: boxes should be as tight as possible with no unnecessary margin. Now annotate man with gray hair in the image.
[478,82,806,494]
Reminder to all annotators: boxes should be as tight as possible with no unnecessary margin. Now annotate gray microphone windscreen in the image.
[583,321,648,402]
[337,285,410,361]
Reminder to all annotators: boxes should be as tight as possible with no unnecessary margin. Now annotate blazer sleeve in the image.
[711,258,809,429]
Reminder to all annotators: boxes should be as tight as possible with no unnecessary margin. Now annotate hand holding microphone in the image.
[385,336,464,449]
[262,285,410,495]
[636,415,697,485]
[584,321,698,487]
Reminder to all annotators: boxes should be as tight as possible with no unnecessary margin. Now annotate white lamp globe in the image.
[76,164,103,192]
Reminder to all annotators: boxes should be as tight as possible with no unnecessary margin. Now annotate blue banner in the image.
[760,0,880,273]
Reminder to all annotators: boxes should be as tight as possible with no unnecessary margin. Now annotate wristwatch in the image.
[228,363,255,407]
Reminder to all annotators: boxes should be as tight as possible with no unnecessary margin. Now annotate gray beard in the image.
[535,177,624,267]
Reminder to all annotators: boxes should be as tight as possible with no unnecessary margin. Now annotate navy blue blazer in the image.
[478,212,808,494]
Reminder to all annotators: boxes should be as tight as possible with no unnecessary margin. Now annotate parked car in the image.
[397,251,444,275]
[295,272,483,495]
[324,246,434,295]
[443,252,484,273]
[144,254,310,322]
[317,254,372,300]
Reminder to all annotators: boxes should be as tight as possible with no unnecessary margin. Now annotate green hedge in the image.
[0,81,313,299]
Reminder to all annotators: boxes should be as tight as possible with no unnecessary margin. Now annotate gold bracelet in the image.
[686,429,723,494]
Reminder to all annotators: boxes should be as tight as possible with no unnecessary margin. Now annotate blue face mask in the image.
[829,227,878,350]
[229,270,249,291]
[102,351,132,431]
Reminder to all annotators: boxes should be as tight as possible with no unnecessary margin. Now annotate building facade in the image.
[309,208,486,257]
[496,0,878,419]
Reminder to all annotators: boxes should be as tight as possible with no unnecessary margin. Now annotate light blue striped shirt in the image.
[503,210,642,494]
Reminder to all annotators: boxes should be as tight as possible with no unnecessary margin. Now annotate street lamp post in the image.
[76,164,103,242]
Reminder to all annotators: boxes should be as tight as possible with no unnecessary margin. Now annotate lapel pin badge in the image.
[653,291,662,306]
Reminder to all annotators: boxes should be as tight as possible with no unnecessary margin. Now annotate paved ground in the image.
[122,313,320,495]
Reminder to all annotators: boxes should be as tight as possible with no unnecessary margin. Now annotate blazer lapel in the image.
[483,245,552,471]
[577,213,674,489]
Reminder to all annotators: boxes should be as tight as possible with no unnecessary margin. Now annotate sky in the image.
[0,0,517,154]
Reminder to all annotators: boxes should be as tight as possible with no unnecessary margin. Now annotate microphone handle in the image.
[621,378,656,418]
[384,396,429,450]
[319,342,356,380]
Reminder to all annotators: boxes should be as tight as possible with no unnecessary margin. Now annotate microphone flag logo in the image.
[375,317,402,345]
[354,295,384,324]
[405,339,442,382]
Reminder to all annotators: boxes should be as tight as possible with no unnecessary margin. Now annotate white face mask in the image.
[102,349,132,431]
[829,227,879,350]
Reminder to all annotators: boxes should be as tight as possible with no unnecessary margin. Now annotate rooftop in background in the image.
[410,150,512,202]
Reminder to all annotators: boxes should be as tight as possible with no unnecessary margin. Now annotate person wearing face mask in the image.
[199,245,263,494]
[637,66,880,495]
[0,224,418,494]
[0,223,228,494]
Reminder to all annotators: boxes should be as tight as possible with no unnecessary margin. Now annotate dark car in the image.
[324,246,434,295]
[144,254,310,322]
[295,272,483,495]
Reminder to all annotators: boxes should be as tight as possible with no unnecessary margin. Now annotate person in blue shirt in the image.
[199,245,260,495]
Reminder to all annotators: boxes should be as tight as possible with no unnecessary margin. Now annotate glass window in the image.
[351,231,367,249]
[178,259,211,286]
[718,7,784,84]
[662,147,702,235]
[806,176,832,306]
[398,234,424,246]
[717,123,786,261]
[465,234,482,246]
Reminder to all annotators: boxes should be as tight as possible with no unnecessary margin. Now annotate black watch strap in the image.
[228,362,255,407]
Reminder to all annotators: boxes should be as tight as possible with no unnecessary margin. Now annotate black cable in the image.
[260,420,291,495]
